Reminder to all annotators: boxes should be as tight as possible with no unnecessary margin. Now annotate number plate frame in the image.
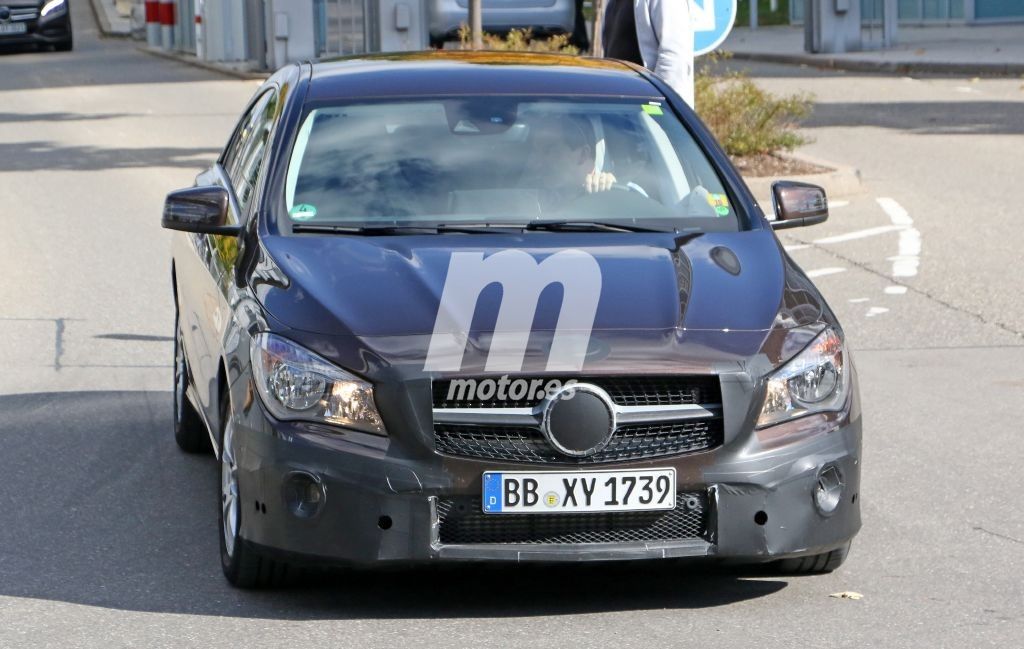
[482,469,677,515]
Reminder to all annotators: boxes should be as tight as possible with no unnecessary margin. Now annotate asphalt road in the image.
[1,5,1022,648]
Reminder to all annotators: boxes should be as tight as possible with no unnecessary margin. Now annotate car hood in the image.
[251,229,832,376]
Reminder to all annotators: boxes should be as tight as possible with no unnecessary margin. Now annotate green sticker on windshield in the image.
[290,203,317,221]
[642,103,663,116]
[706,193,731,217]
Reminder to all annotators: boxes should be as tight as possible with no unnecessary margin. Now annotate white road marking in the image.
[885,286,908,295]
[865,307,889,317]
[876,197,922,278]
[829,200,850,208]
[876,197,913,226]
[784,244,810,252]
[807,267,846,278]
[849,298,870,303]
[813,225,903,245]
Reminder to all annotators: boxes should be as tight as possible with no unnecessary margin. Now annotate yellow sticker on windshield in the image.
[642,103,663,116]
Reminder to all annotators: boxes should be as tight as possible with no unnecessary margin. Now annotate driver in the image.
[520,115,618,209]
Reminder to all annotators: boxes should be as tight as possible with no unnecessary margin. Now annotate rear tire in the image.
[218,390,292,588]
[774,541,851,574]
[174,312,210,453]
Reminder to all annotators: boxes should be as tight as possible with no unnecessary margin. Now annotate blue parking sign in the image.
[692,0,738,56]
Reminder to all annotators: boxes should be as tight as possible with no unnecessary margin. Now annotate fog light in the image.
[283,471,326,519]
[814,465,843,516]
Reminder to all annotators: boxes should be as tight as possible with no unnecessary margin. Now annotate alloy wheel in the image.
[221,419,239,557]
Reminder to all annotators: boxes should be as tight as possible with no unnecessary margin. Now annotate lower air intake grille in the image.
[436,491,709,545]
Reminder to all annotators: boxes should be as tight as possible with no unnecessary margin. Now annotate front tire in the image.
[54,35,72,52]
[218,391,291,588]
[174,312,210,453]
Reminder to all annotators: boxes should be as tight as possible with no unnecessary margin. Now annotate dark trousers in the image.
[570,0,590,52]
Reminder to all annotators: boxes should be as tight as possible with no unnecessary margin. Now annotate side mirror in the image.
[162,186,239,235]
[769,181,829,230]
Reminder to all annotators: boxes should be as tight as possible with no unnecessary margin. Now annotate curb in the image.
[137,45,270,81]
[726,50,1024,77]
[742,151,863,205]
[88,0,132,38]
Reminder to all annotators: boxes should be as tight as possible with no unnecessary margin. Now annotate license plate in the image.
[482,469,676,514]
[0,23,27,35]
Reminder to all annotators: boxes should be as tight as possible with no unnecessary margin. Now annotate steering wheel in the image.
[610,181,649,197]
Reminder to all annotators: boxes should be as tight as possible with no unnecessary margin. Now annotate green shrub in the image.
[696,62,813,157]
[736,0,791,27]
[457,25,579,54]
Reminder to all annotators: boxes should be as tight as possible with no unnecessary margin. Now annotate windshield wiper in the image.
[291,223,440,235]
[291,223,525,236]
[524,220,673,233]
[291,221,673,235]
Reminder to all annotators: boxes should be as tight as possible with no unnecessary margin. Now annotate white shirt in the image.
[605,0,695,107]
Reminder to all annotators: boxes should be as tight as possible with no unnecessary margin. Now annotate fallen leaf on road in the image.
[830,591,863,600]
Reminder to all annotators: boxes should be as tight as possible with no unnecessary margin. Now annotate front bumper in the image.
[0,12,71,47]
[231,384,862,567]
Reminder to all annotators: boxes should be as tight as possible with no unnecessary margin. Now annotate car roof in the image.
[305,51,663,102]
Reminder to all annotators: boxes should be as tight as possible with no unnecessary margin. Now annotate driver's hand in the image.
[585,170,617,193]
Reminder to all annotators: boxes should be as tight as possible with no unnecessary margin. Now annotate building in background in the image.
[134,0,429,70]
[132,0,1022,69]
[792,0,1024,24]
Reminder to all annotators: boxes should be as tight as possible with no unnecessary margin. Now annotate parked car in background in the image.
[0,0,72,51]
[426,0,575,46]
[164,51,861,588]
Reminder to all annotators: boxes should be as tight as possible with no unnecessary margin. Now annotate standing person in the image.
[569,0,591,52]
[602,0,694,107]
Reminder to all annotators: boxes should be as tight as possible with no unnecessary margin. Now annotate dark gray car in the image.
[164,52,861,588]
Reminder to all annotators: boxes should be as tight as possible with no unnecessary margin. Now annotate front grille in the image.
[10,7,39,20]
[436,491,710,545]
[433,375,720,409]
[434,419,723,465]
[433,375,724,464]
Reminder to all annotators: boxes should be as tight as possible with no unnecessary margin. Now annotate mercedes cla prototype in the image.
[164,52,862,588]
[0,0,72,51]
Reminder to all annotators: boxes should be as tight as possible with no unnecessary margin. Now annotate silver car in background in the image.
[427,0,575,45]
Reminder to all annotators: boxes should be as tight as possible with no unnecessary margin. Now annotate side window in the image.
[223,90,278,214]
[222,94,264,178]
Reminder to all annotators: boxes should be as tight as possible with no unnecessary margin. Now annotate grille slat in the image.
[10,8,39,20]
[435,420,723,464]
[437,491,709,545]
[433,375,720,410]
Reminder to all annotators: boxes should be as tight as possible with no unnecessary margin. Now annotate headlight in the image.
[757,327,848,428]
[250,332,386,435]
[40,0,67,17]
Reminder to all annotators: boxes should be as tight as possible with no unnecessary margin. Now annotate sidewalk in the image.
[723,24,1024,75]
[88,0,133,36]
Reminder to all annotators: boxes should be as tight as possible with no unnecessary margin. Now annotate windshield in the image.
[283,96,743,232]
